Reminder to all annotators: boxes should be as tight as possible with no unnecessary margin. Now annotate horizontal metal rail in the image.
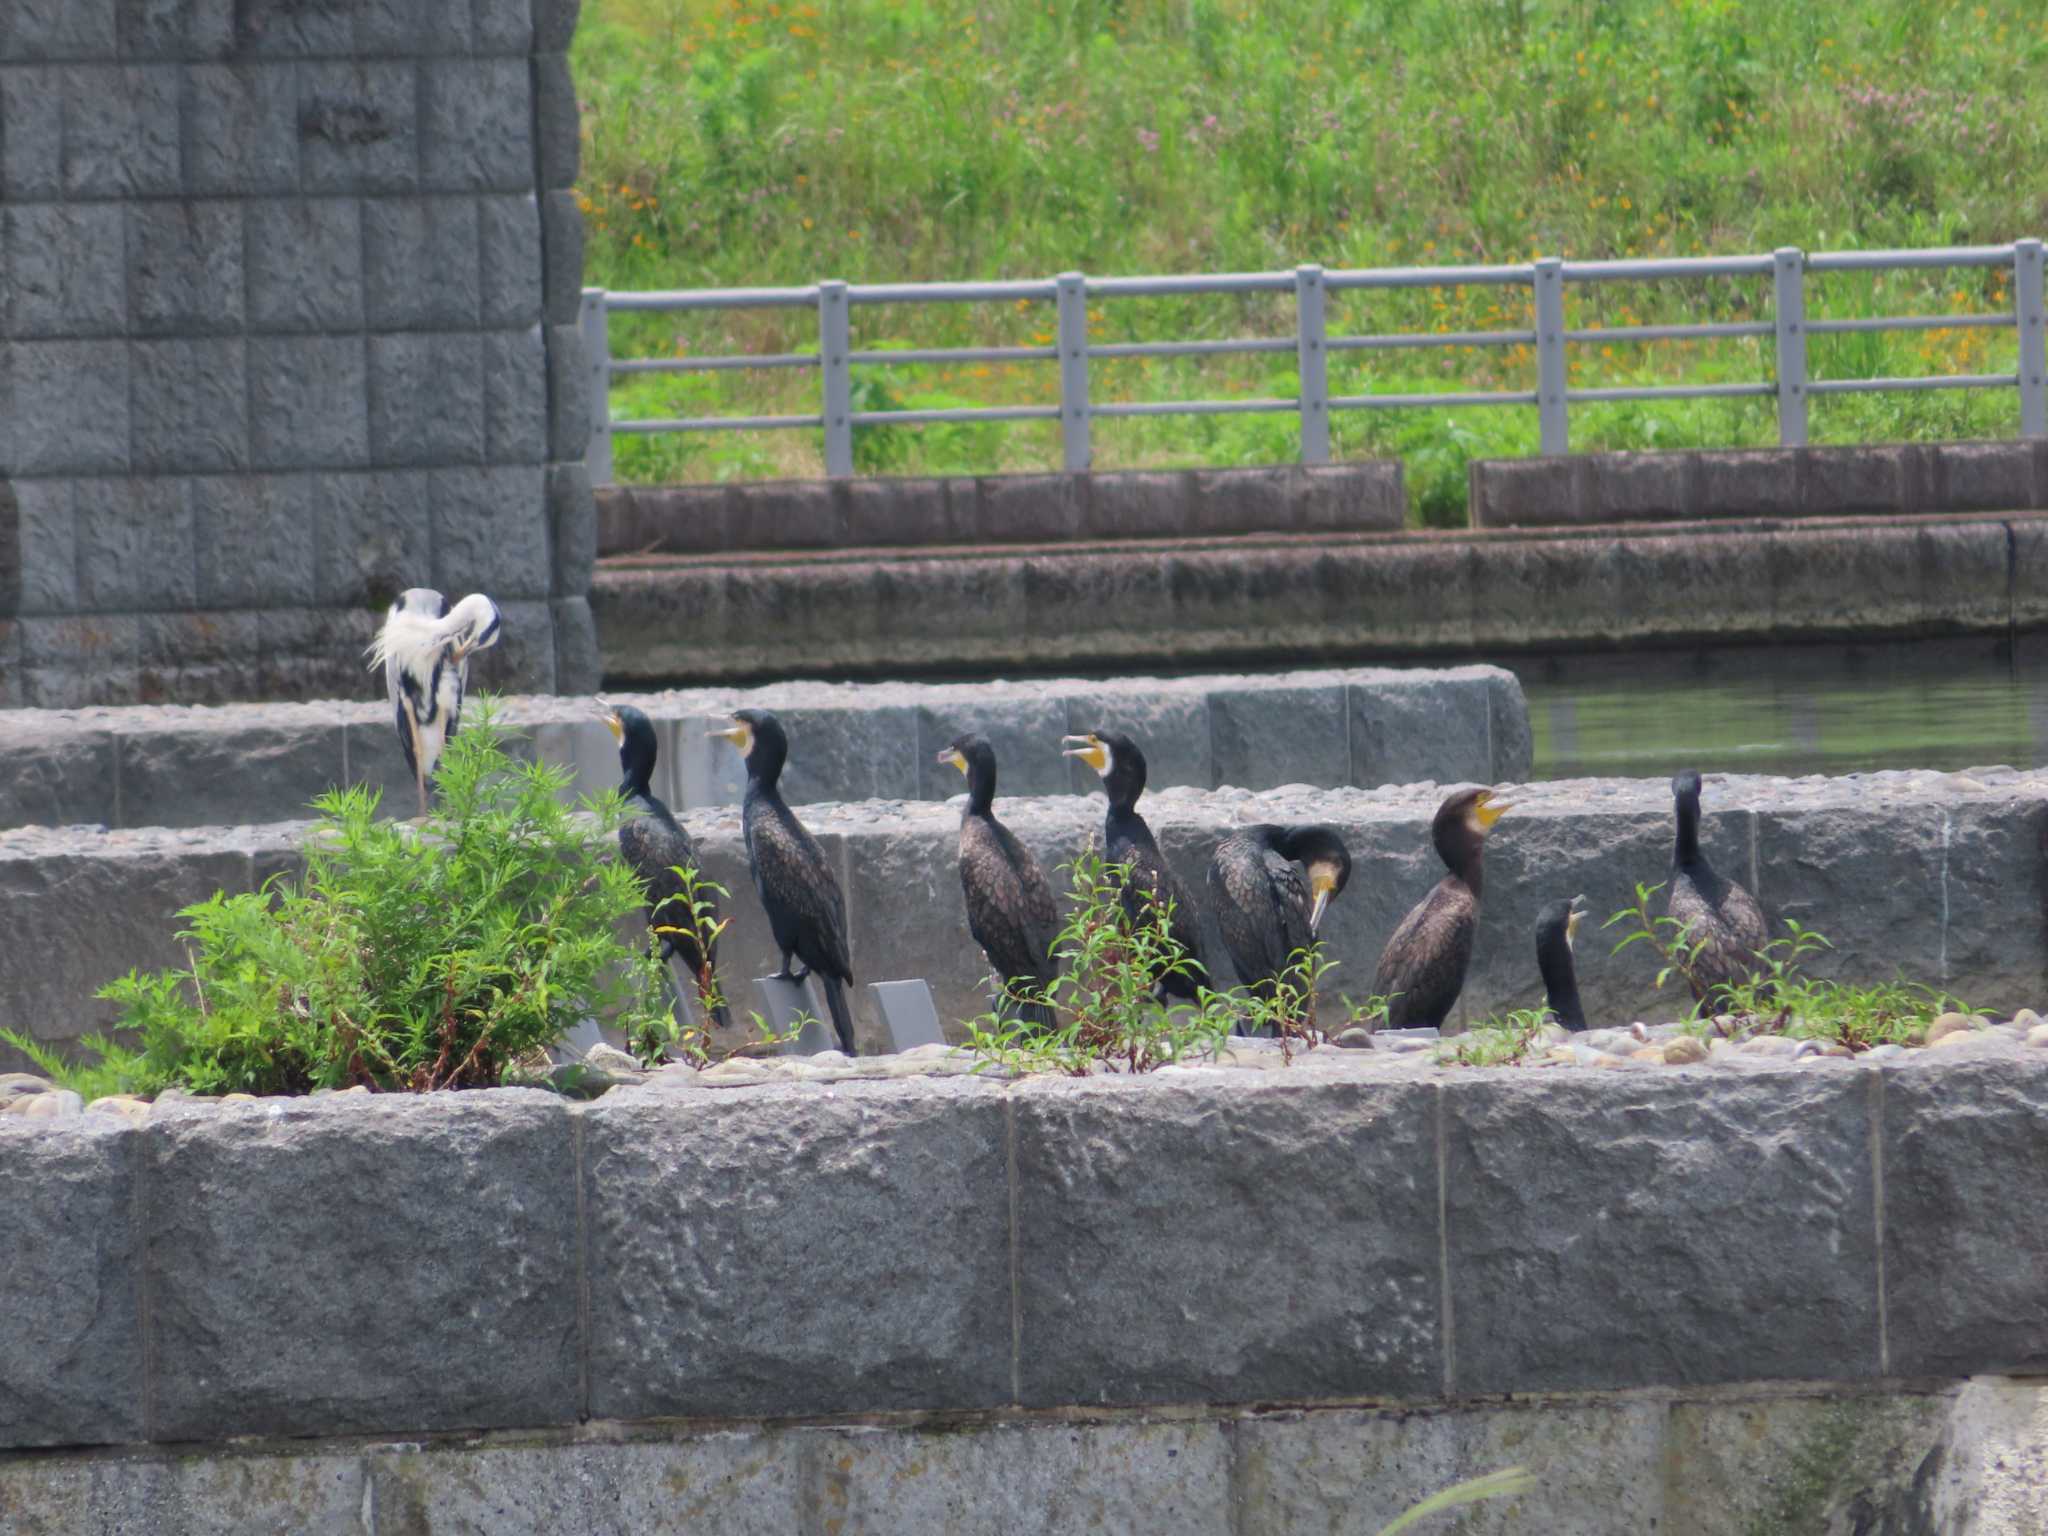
[577,238,2048,486]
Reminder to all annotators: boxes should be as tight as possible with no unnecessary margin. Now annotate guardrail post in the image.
[1773,247,1808,447]
[2016,238,2046,439]
[579,288,613,485]
[1534,258,1567,455]
[1295,264,1330,465]
[1056,271,1091,472]
[818,280,853,477]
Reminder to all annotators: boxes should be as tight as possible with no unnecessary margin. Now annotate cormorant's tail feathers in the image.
[820,973,856,1056]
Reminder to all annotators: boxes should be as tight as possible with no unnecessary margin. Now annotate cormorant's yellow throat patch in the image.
[1061,734,1109,773]
[939,748,969,775]
[1472,790,1510,831]
[712,722,753,755]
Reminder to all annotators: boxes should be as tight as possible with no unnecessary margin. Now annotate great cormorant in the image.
[1208,823,1352,1002]
[939,735,1060,1031]
[713,709,857,1055]
[604,701,731,1030]
[1666,768,1767,1006]
[1534,893,1588,1032]
[1061,730,1206,1001]
[367,589,501,816]
[1373,787,1509,1030]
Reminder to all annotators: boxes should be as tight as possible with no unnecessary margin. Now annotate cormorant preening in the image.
[939,735,1060,1031]
[604,701,730,1031]
[1373,787,1510,1030]
[713,710,856,1055]
[1534,893,1588,1032]
[1062,730,1206,1001]
[1665,768,1767,1006]
[367,589,502,816]
[1208,824,1353,1004]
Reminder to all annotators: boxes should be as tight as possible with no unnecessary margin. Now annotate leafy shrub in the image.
[3,703,673,1099]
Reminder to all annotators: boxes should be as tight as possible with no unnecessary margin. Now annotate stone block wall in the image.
[0,0,598,708]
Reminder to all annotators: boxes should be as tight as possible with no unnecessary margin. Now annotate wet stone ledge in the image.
[0,1056,2044,1462]
[1,767,2042,1071]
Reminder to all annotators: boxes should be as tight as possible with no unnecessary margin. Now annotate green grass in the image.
[573,0,2047,521]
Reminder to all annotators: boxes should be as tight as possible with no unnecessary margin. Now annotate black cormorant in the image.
[604,701,730,1030]
[1373,787,1509,1030]
[1534,893,1588,1031]
[1208,823,1353,1001]
[367,589,502,816]
[1062,730,1206,1001]
[1665,768,1767,1005]
[713,709,857,1054]
[939,735,1061,1030]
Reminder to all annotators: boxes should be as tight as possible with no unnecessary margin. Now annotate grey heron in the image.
[366,589,502,817]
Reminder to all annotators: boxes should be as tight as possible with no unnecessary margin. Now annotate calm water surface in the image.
[1515,638,2048,781]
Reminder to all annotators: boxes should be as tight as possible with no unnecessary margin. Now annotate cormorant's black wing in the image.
[748,800,852,981]
[1373,878,1477,1030]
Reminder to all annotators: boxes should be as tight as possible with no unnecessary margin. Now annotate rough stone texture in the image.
[596,510,2048,686]
[0,1117,142,1448]
[1013,1074,1441,1406]
[147,1092,579,1439]
[597,462,1405,556]
[1883,1058,2048,1378]
[1444,1070,1881,1393]
[584,1078,1014,1419]
[1,0,587,706]
[1472,441,2048,528]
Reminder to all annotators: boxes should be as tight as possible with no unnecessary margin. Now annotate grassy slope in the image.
[573,0,2048,520]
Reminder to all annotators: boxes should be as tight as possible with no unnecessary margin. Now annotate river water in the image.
[1515,637,2048,781]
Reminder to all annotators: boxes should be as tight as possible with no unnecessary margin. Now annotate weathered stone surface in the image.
[363,195,482,330]
[0,1118,142,1448]
[584,1078,1013,1418]
[369,332,486,466]
[1209,679,1348,789]
[113,714,345,830]
[1013,1073,1440,1406]
[243,198,365,333]
[1883,1058,2048,1377]
[127,200,243,335]
[246,337,370,470]
[74,476,195,610]
[148,1092,579,1439]
[193,474,318,608]
[62,63,179,197]
[532,51,579,189]
[1591,450,1690,522]
[1468,456,1582,528]
[4,201,126,337]
[421,58,533,192]
[1237,1399,1667,1536]
[1444,1070,1880,1393]
[1935,441,2038,512]
[130,337,249,474]
[478,194,544,329]
[537,188,583,326]
[297,60,419,194]
[1349,668,1494,789]
[3,340,130,475]
[183,62,298,194]
[819,1419,1232,1536]
[484,327,550,464]
[2,478,79,617]
[548,461,597,597]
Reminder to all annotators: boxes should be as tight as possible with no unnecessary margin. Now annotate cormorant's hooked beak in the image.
[710,720,752,754]
[937,747,968,774]
[1061,733,1108,773]
[1565,893,1587,950]
[594,696,623,744]
[1472,789,1511,832]
[1308,869,1339,936]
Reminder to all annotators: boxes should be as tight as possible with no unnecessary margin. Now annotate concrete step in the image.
[591,509,2048,686]
[0,665,1528,832]
[5,767,2041,1072]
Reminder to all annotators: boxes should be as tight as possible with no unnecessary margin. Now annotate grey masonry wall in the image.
[0,0,598,708]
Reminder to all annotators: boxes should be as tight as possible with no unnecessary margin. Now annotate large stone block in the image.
[473,0,533,52]
[1349,669,1493,789]
[363,196,482,331]
[0,719,114,828]
[532,0,582,53]
[1013,1074,1441,1406]
[1935,440,2039,512]
[430,466,551,599]
[843,475,963,547]
[584,1078,1014,1419]
[729,480,843,548]
[537,189,583,326]
[1209,679,1348,789]
[1087,470,1190,540]
[4,478,79,617]
[247,336,370,472]
[3,341,129,475]
[1590,450,1690,522]
[816,1419,1233,1536]
[1236,1400,1668,1536]
[128,201,244,335]
[75,477,194,610]
[0,67,64,200]
[547,461,596,596]
[484,327,550,465]
[244,198,364,333]
[147,1093,580,1440]
[1191,465,1294,535]
[182,62,298,195]
[1695,448,1803,519]
[369,332,485,467]
[421,58,532,192]
[1062,681,1212,796]
[545,321,591,462]
[1883,1058,2048,1377]
[0,1119,142,1450]
[4,0,118,60]
[1601,527,1778,646]
[1468,456,1585,528]
[1937,796,2048,1006]
[232,0,355,54]
[61,64,179,197]
[550,594,601,691]
[1803,444,1915,516]
[297,61,419,194]
[531,52,579,189]
[479,194,544,329]
[114,712,345,830]
[4,202,126,337]
[1444,1070,1881,1394]
[312,470,430,608]
[1486,669,1534,781]
[1298,461,1404,531]
[354,0,471,53]
[193,474,318,609]
[130,338,249,474]
[974,472,1085,543]
[1767,519,2007,639]
[116,0,236,58]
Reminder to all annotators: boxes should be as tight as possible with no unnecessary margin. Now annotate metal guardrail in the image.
[579,241,2048,485]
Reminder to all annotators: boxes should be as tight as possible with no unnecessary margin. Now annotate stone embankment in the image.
[4,767,2042,1070]
[0,666,1527,830]
[3,1056,2047,1531]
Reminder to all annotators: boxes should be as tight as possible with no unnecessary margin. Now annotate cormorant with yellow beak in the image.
[1374,787,1509,1030]
[1666,768,1767,1007]
[1534,893,1587,1031]
[938,734,1060,1031]
[1208,824,1352,1004]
